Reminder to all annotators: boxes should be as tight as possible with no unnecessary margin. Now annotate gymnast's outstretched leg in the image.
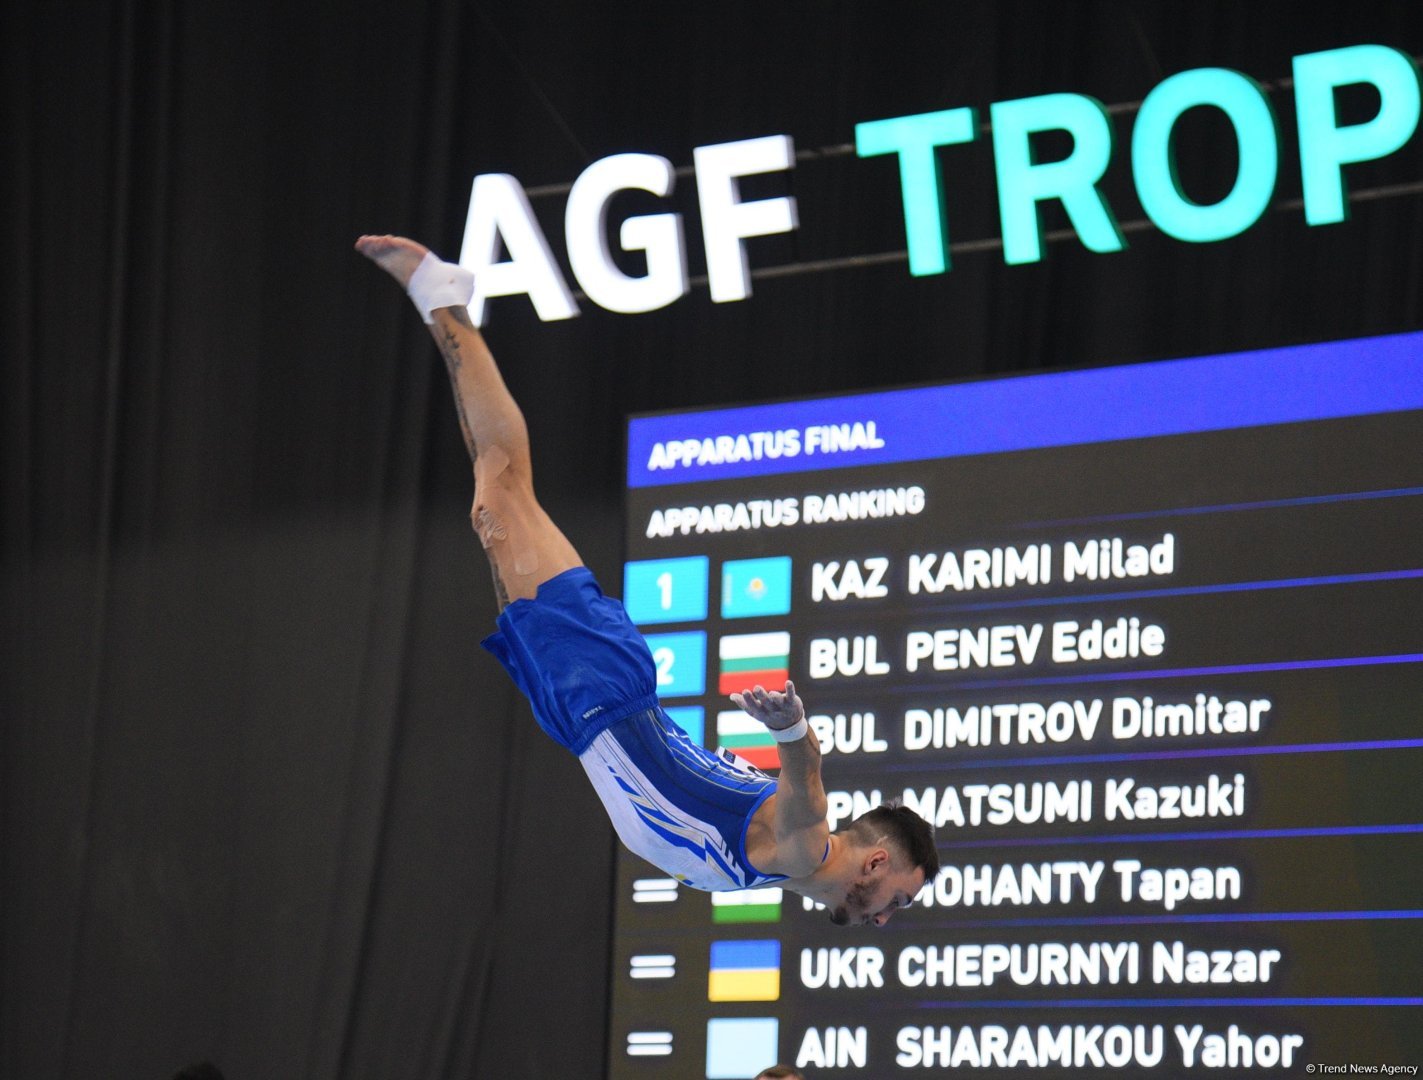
[354,234,581,606]
[354,234,934,908]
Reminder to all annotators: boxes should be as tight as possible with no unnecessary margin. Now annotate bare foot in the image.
[354,234,430,289]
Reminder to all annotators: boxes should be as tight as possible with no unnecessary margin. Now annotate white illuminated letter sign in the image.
[460,173,579,325]
[693,135,799,303]
[565,154,689,314]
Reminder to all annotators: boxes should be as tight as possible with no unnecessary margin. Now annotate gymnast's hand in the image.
[731,681,806,732]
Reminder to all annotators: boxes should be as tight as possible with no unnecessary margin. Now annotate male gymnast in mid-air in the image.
[355,235,939,926]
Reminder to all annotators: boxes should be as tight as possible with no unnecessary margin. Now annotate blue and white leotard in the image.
[482,566,804,891]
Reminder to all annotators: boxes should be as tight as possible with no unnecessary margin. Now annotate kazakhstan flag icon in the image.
[721,557,792,619]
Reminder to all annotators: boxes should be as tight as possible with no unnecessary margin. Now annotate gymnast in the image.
[355,236,938,925]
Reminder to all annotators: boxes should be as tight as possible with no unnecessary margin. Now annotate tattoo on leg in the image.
[489,561,511,609]
[433,306,513,610]
[433,326,479,463]
[437,326,462,371]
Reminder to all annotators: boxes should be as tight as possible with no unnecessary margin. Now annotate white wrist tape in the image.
[770,717,809,743]
[407,252,475,323]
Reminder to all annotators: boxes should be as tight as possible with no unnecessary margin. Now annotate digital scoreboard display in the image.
[609,333,1423,1079]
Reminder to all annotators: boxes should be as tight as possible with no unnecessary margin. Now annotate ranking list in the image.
[609,334,1423,1079]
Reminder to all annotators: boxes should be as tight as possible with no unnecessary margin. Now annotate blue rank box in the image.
[662,706,705,744]
[641,631,706,698]
[623,556,709,625]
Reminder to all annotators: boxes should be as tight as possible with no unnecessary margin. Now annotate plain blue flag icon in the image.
[721,557,792,619]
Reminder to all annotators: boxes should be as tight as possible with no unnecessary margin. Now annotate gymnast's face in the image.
[828,851,925,927]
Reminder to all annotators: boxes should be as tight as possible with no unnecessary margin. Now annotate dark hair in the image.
[847,801,940,883]
[754,1067,806,1080]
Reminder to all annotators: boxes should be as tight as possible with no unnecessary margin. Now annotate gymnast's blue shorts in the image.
[482,567,661,753]
[481,567,786,890]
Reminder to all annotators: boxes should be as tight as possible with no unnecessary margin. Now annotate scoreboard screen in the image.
[609,333,1423,1079]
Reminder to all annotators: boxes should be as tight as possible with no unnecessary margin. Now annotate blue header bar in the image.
[626,331,1423,488]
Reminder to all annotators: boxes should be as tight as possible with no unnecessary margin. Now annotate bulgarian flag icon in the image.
[717,711,780,770]
[717,631,791,696]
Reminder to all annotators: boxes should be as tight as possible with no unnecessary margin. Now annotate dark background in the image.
[4,2,1422,1078]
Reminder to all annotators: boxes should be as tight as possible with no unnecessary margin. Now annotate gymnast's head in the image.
[828,801,939,927]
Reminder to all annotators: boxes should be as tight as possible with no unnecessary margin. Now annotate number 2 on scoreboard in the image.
[653,646,675,685]
[640,631,707,698]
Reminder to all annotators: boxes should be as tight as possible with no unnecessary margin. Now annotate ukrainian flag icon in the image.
[707,939,781,1002]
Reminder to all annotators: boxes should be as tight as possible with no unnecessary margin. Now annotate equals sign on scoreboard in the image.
[626,1031,674,1057]
[629,953,677,979]
[633,877,680,903]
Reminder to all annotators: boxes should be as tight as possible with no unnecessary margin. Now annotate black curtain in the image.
[4,2,1421,1078]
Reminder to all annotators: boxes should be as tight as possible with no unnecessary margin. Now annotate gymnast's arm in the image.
[732,682,830,876]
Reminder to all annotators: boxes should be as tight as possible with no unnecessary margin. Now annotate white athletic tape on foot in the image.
[408,252,475,323]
